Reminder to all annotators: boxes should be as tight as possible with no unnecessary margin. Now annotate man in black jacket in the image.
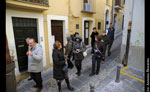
[107,23,115,56]
[90,27,99,48]
[101,30,110,64]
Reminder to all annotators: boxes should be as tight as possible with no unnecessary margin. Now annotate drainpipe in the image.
[123,21,132,66]
[122,0,134,66]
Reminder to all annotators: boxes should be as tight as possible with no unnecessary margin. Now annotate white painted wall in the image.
[47,15,68,63]
[6,9,47,75]
[122,0,144,47]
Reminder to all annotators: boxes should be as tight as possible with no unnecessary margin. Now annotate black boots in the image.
[57,81,62,92]
[89,72,95,76]
[65,78,74,91]
[89,71,99,76]
[76,71,81,76]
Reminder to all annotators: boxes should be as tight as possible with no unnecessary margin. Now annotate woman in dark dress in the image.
[52,41,74,92]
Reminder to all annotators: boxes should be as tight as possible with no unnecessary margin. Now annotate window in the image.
[106,0,109,5]
[84,0,88,3]
[76,24,79,29]
[98,22,101,30]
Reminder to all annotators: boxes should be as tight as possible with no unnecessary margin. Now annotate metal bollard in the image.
[115,65,121,83]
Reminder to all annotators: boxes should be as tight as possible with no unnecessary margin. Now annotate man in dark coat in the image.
[107,23,115,56]
[73,35,86,76]
[90,27,99,48]
[101,30,110,64]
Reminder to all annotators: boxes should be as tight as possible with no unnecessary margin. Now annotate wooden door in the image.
[12,17,38,72]
[84,21,89,45]
[51,20,63,45]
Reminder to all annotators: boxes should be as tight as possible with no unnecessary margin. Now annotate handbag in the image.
[81,42,87,57]
[96,45,105,60]
[83,50,87,57]
[62,65,68,73]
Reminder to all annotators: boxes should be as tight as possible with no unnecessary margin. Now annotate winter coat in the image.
[52,48,66,80]
[107,27,115,40]
[73,35,86,61]
[65,37,73,56]
[90,32,99,45]
[91,42,103,59]
[101,35,110,45]
[28,44,43,73]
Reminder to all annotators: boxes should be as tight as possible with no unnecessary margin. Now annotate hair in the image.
[53,41,61,49]
[110,23,112,25]
[93,27,96,30]
[96,35,102,47]
[74,32,79,36]
[26,37,30,41]
[29,38,36,43]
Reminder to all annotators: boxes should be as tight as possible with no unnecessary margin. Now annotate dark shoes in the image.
[33,85,38,88]
[89,71,99,76]
[68,86,75,91]
[76,71,81,76]
[108,52,111,56]
[89,73,95,76]
[96,71,99,75]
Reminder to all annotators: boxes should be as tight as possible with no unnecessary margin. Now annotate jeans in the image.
[92,55,101,73]
[75,60,82,73]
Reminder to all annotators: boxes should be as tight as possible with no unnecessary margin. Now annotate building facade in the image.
[120,0,144,70]
[6,0,113,82]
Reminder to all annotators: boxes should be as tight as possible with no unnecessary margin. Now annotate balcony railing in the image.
[17,0,49,6]
[81,0,96,13]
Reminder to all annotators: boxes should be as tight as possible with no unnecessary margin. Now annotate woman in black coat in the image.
[89,35,104,76]
[52,41,74,92]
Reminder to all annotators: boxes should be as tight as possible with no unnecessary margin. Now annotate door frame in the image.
[82,17,95,46]
[47,15,68,63]
[6,9,46,75]
[84,21,90,45]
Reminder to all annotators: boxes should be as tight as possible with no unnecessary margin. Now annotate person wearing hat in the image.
[73,34,86,76]
[100,30,110,64]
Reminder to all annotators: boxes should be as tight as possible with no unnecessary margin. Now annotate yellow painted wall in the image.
[68,0,112,36]
[6,0,113,82]
[45,0,69,16]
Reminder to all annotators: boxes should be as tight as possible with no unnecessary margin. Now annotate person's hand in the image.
[91,54,94,56]
[26,51,29,55]
[28,51,33,56]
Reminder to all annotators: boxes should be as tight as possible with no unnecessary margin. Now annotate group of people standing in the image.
[26,23,115,92]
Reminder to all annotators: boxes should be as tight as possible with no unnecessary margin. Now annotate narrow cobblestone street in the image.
[17,31,144,92]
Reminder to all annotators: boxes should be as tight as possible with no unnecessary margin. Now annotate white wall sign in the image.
[86,29,88,38]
